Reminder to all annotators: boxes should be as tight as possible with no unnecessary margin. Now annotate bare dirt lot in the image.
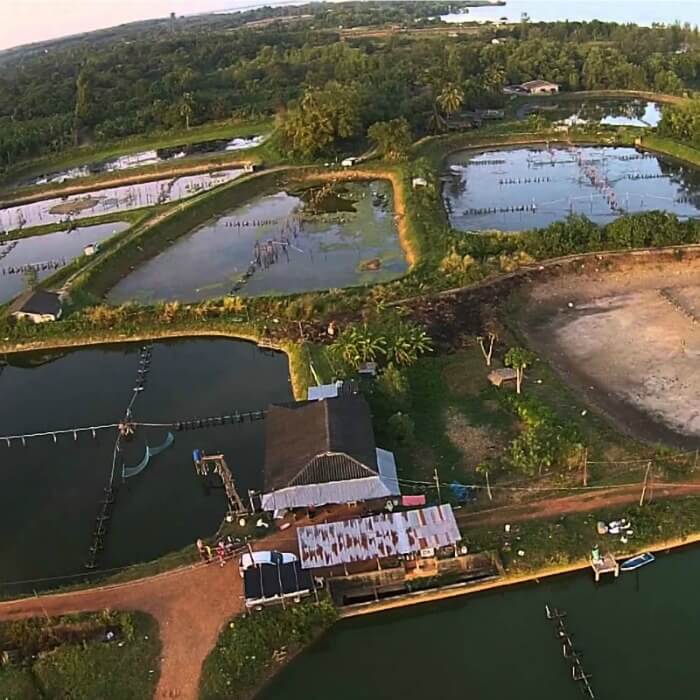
[517,257,700,447]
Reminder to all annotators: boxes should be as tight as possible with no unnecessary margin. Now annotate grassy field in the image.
[0,611,160,700]
[638,133,700,167]
[199,599,337,700]
[465,495,700,575]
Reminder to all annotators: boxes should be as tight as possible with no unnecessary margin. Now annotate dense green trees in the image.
[0,5,700,168]
[367,118,412,160]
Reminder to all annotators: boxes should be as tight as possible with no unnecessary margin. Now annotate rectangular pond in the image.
[0,169,244,232]
[259,544,700,700]
[0,221,129,304]
[23,134,267,188]
[519,100,663,128]
[0,338,292,591]
[444,146,700,232]
[107,180,407,303]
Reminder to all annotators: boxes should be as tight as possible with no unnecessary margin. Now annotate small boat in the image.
[620,552,655,572]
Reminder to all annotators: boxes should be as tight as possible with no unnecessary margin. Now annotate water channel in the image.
[444,146,700,232]
[108,180,407,303]
[261,544,700,700]
[24,134,266,188]
[0,221,129,304]
[0,338,292,591]
[0,169,244,232]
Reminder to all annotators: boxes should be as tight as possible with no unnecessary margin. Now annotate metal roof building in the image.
[243,561,314,608]
[261,396,400,511]
[297,505,461,570]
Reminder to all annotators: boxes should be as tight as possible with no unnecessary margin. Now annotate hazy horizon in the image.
[0,0,294,52]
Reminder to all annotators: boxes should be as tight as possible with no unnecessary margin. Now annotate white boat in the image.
[620,552,655,572]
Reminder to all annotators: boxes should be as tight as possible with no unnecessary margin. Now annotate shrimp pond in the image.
[0,221,129,303]
[444,146,700,232]
[108,180,407,303]
[0,169,244,232]
[0,338,292,592]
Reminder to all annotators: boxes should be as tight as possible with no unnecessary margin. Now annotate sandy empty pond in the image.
[519,257,700,446]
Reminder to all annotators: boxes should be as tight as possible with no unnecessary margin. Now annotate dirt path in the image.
[458,481,700,527]
[0,525,302,699]
[0,562,242,700]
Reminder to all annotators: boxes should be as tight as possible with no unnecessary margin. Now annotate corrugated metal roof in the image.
[296,504,461,570]
[261,448,400,511]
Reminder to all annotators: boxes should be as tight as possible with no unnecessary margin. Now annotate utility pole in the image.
[485,469,493,501]
[640,462,652,507]
[434,467,442,504]
[582,448,588,488]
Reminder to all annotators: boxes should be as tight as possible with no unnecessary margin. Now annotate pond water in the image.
[260,544,700,700]
[107,181,407,303]
[0,221,129,304]
[0,169,244,233]
[444,146,700,232]
[0,338,292,591]
[25,134,266,187]
[520,100,663,128]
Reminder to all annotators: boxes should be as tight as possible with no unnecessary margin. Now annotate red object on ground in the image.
[402,495,426,507]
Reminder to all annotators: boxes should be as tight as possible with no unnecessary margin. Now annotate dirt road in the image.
[457,481,700,527]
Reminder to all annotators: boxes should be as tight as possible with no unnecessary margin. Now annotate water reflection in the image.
[26,134,267,187]
[108,181,407,303]
[444,146,700,232]
[0,221,129,303]
[0,338,292,588]
[0,169,244,232]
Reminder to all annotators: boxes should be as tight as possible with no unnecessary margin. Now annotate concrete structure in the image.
[9,289,62,323]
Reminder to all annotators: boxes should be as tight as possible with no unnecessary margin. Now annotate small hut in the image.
[488,367,518,388]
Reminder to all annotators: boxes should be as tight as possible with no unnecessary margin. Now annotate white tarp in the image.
[297,504,461,570]
[261,448,400,511]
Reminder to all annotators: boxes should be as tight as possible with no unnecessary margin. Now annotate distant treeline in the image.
[2,3,700,168]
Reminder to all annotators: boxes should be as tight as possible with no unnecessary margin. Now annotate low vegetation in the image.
[199,600,337,700]
[0,611,160,700]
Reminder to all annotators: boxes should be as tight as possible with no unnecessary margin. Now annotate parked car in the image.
[239,550,298,577]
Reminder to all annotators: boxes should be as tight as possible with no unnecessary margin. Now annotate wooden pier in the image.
[545,604,596,699]
[193,451,246,515]
[591,551,619,582]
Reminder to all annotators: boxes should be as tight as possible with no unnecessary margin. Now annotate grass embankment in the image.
[0,118,274,191]
[466,495,700,576]
[199,599,337,700]
[0,611,160,700]
[637,133,700,167]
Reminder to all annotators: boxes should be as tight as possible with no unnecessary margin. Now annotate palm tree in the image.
[436,84,465,117]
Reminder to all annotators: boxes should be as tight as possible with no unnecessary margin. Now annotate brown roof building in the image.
[261,396,400,511]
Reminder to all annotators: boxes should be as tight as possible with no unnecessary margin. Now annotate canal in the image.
[108,180,407,303]
[444,146,700,232]
[0,338,292,591]
[260,545,700,700]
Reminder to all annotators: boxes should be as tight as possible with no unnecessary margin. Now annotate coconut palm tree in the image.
[436,83,465,117]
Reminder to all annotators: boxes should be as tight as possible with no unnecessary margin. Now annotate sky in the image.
[0,0,262,51]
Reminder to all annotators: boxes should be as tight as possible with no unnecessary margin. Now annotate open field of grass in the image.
[0,611,160,700]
